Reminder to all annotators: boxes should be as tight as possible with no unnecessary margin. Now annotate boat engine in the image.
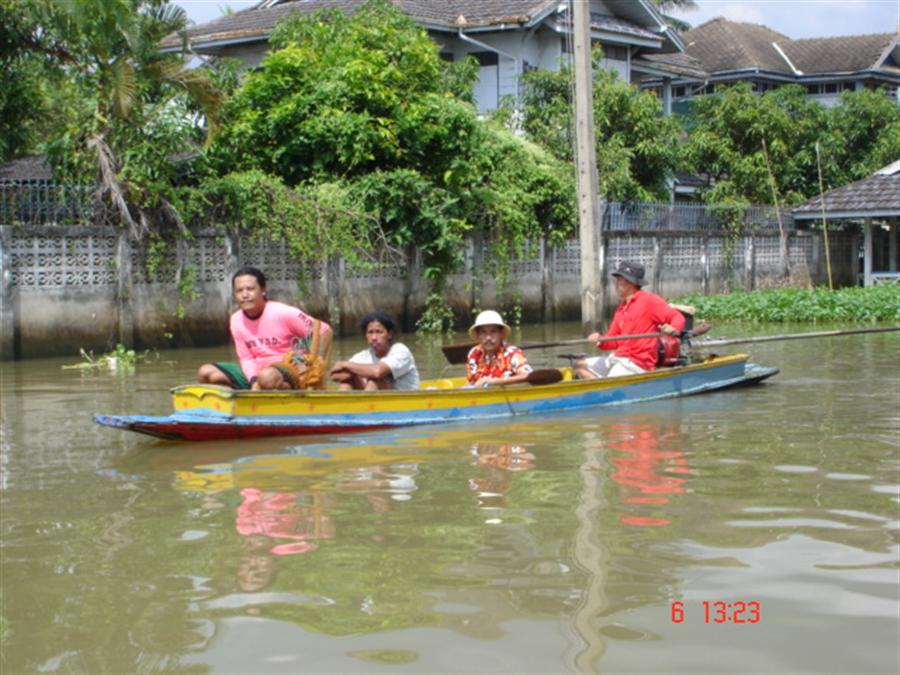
[658,304,706,367]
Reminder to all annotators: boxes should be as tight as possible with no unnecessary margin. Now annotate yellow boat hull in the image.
[94,355,777,441]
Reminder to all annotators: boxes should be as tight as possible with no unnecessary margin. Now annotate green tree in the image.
[651,0,698,32]
[208,0,574,328]
[684,83,828,205]
[684,83,899,205]
[0,0,84,160]
[820,88,900,188]
[10,0,222,237]
[507,52,682,202]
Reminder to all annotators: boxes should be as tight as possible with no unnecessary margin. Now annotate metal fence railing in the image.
[1,183,796,232]
[0,182,95,225]
[604,201,793,232]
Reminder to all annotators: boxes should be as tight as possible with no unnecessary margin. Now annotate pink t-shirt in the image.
[230,300,330,381]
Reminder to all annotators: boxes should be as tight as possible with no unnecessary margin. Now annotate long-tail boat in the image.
[94,354,777,442]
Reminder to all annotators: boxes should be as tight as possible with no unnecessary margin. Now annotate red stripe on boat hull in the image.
[129,421,396,442]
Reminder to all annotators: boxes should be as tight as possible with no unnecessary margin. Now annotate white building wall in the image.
[808,94,843,108]
[440,31,526,112]
[597,54,629,81]
[218,42,270,70]
[518,27,564,72]
[460,31,521,112]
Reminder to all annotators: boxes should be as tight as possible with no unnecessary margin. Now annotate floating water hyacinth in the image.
[63,344,142,372]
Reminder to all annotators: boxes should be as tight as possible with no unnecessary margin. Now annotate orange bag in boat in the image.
[280,320,331,390]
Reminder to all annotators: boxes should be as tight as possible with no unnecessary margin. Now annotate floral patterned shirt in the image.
[466,343,533,384]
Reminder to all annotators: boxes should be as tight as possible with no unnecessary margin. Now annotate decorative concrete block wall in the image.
[0,224,855,360]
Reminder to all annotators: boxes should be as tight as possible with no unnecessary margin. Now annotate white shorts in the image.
[583,354,646,378]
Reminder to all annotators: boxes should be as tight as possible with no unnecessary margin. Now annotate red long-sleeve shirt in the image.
[598,290,685,371]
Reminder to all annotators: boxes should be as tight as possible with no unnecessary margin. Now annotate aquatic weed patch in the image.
[679,286,900,323]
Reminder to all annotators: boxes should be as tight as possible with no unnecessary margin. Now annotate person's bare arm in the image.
[330,360,392,382]
[476,371,532,387]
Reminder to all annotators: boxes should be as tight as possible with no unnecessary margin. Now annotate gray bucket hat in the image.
[611,261,645,287]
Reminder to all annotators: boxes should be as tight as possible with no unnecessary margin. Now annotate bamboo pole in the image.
[761,138,790,280]
[815,142,833,289]
[694,326,899,348]
[441,332,675,364]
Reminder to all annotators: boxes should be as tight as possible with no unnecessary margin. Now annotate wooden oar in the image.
[478,368,565,388]
[693,325,900,348]
[441,332,665,365]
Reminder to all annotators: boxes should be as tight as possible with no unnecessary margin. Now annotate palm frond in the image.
[153,2,188,31]
[140,1,188,43]
[654,0,698,10]
[87,132,144,238]
[108,57,137,118]
[147,59,224,141]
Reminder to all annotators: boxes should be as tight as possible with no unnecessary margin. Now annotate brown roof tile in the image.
[164,0,362,46]
[681,17,900,78]
[786,33,898,74]
[164,0,559,47]
[165,0,666,47]
[554,9,661,41]
[443,1,553,25]
[681,17,792,72]
[793,171,900,216]
[638,52,707,79]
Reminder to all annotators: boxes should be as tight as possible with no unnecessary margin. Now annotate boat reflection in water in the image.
[606,420,687,527]
[468,443,537,513]
[160,402,726,671]
[174,434,430,593]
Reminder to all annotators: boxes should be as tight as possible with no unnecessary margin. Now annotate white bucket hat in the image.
[468,310,510,340]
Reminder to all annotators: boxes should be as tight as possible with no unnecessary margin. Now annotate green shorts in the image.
[211,362,250,389]
[212,362,298,389]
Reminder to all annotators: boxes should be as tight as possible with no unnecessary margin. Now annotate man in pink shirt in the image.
[197,266,332,390]
[574,261,685,379]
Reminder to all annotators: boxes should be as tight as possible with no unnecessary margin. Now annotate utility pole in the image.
[573,0,604,332]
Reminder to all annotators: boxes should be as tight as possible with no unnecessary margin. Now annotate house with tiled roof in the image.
[162,0,689,114]
[641,18,900,111]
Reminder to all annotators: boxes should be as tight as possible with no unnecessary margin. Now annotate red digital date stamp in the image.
[670,600,761,624]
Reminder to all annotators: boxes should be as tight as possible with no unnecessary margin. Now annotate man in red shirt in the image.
[574,261,685,379]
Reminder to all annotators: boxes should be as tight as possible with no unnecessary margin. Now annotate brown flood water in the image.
[1,322,898,674]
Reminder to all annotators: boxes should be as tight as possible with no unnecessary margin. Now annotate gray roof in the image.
[164,0,556,47]
[163,0,362,47]
[553,9,661,42]
[680,17,899,78]
[682,17,792,73]
[793,163,900,219]
[787,33,900,74]
[164,0,672,48]
[636,51,708,79]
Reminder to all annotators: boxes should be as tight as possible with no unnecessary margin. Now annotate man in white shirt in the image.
[330,311,419,391]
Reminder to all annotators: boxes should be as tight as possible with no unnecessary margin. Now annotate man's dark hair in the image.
[232,266,267,289]
[360,310,397,335]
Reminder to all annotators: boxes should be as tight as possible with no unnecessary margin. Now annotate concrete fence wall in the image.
[0,224,856,360]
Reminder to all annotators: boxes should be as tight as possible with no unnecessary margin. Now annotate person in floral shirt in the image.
[465,310,533,387]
